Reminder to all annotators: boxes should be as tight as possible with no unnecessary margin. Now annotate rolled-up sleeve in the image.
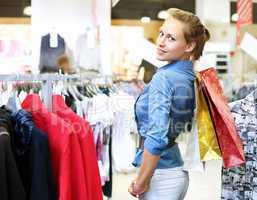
[143,72,174,155]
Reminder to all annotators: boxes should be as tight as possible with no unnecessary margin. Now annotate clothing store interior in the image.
[0,0,256,200]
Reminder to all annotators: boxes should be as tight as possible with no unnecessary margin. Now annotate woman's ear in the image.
[185,41,196,53]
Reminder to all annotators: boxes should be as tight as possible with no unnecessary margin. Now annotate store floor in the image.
[104,160,222,200]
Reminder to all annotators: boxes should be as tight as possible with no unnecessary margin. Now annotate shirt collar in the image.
[158,60,193,72]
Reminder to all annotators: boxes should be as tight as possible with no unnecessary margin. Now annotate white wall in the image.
[196,0,230,23]
[31,0,93,72]
[31,0,112,75]
[98,0,112,75]
[196,0,237,48]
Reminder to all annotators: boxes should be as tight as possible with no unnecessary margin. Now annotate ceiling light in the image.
[23,6,32,16]
[112,0,120,7]
[141,16,151,23]
[158,10,169,20]
[231,13,239,22]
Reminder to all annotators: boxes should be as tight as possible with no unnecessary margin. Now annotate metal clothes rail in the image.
[0,72,104,111]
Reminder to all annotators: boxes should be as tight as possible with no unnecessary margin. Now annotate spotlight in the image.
[231,13,238,22]
[158,10,169,20]
[141,16,151,23]
[23,6,32,16]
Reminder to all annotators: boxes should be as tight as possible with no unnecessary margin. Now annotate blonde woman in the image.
[129,8,210,200]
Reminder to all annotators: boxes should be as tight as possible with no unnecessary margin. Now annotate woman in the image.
[129,8,210,200]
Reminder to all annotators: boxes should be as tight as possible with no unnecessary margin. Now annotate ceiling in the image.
[3,0,256,23]
[0,0,195,19]
[112,0,195,20]
[0,0,30,17]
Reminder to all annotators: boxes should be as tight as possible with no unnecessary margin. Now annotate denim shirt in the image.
[132,60,195,169]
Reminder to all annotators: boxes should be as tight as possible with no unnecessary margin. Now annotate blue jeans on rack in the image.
[140,167,189,200]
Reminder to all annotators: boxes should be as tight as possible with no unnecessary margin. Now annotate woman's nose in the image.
[158,37,165,46]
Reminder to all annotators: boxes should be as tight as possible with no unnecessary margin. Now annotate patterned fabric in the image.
[221,90,257,200]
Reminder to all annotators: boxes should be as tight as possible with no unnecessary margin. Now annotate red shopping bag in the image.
[199,68,245,168]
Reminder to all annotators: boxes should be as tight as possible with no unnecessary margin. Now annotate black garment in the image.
[64,93,77,113]
[138,59,157,83]
[0,106,15,134]
[39,33,66,73]
[102,126,112,198]
[0,131,26,200]
[11,109,57,200]
[100,90,112,197]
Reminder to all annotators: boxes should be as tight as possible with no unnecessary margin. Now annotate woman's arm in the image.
[129,72,174,197]
[132,149,160,195]
[137,149,160,185]
[129,149,160,197]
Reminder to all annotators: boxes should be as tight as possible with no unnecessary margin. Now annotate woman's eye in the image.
[168,36,175,41]
[159,31,164,37]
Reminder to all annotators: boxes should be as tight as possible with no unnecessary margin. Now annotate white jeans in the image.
[140,167,189,200]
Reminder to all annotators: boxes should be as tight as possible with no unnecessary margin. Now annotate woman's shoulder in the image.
[152,67,182,83]
[149,70,176,94]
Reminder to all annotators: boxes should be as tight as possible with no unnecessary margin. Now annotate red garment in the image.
[52,95,103,200]
[21,94,88,200]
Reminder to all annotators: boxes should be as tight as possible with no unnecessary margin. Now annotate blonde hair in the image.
[166,8,210,60]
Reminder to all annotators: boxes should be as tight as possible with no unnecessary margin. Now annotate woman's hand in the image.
[128,178,149,198]
[129,149,160,198]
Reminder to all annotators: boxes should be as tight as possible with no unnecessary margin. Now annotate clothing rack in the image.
[0,72,109,111]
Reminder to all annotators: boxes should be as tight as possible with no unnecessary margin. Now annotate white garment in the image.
[0,90,11,106]
[49,32,58,48]
[140,168,189,200]
[82,94,114,127]
[75,33,100,70]
[80,91,137,173]
[75,100,84,118]
[176,106,204,172]
[111,91,137,172]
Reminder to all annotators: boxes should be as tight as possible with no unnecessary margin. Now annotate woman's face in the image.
[156,17,192,63]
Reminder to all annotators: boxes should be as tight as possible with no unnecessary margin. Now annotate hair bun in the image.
[204,27,210,41]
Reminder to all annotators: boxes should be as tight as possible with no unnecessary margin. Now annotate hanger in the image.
[67,85,81,101]
[94,83,104,94]
[79,79,96,98]
[83,84,95,98]
[53,80,62,95]
[72,85,85,100]
[87,82,98,95]
[32,82,41,94]
[0,82,12,106]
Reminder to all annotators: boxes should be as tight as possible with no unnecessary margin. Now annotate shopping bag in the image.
[176,82,204,173]
[199,68,245,168]
[196,76,222,161]
[176,115,204,173]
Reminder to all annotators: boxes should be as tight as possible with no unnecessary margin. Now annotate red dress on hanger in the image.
[52,95,103,200]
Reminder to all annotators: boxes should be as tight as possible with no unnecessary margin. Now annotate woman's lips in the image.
[157,48,167,54]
